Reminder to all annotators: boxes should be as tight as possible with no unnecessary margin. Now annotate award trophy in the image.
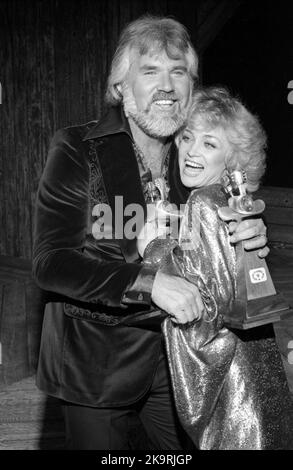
[145,178,183,237]
[219,169,292,329]
[119,178,180,329]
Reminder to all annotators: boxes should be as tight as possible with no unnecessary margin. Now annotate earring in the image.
[115,83,122,97]
[221,168,233,197]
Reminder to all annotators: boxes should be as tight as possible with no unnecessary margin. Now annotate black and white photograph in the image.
[0,0,293,455]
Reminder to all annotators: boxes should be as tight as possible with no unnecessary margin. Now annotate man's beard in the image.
[122,86,191,138]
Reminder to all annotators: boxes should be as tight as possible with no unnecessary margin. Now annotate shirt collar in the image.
[83,105,133,141]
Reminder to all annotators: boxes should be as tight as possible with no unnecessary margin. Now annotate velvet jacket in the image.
[32,106,189,407]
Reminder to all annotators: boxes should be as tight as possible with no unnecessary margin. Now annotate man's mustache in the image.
[152,92,178,102]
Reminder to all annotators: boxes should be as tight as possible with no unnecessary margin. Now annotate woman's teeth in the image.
[186,160,204,170]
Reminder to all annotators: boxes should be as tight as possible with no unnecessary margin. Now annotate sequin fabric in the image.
[145,184,293,449]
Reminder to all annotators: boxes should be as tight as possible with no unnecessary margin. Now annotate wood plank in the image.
[0,437,64,450]
[257,186,293,208]
[0,376,65,450]
[267,225,293,244]
[0,255,32,273]
[0,376,39,391]
[0,422,64,435]
[0,438,65,451]
[0,406,62,424]
[264,206,293,226]
[267,247,293,305]
[0,269,32,282]
[1,281,30,384]
[0,258,45,384]
[0,382,63,423]
[0,390,61,409]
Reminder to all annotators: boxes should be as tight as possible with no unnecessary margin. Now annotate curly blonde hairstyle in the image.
[177,86,267,192]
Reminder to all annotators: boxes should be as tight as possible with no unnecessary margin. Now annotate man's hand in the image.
[218,207,269,258]
[151,270,205,324]
[228,218,269,258]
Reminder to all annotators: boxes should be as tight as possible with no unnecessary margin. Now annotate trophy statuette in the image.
[219,169,293,329]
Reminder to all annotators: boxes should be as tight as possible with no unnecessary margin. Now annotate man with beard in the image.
[33,15,269,450]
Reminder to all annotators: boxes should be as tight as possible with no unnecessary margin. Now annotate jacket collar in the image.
[83,106,133,141]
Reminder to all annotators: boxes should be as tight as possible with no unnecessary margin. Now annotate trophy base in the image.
[224,292,293,330]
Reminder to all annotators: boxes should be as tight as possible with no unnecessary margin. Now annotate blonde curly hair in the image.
[177,86,267,192]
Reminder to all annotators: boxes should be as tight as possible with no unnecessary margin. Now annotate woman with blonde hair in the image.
[139,86,293,449]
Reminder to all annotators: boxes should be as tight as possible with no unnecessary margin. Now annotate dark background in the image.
[0,0,292,259]
[202,1,293,189]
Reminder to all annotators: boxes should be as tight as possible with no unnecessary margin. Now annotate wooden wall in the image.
[257,186,293,246]
[1,0,292,260]
[0,0,198,259]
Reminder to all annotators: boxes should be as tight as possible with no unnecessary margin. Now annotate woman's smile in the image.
[178,121,231,188]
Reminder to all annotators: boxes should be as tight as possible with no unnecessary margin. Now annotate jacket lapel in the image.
[96,133,146,263]
[84,107,146,263]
